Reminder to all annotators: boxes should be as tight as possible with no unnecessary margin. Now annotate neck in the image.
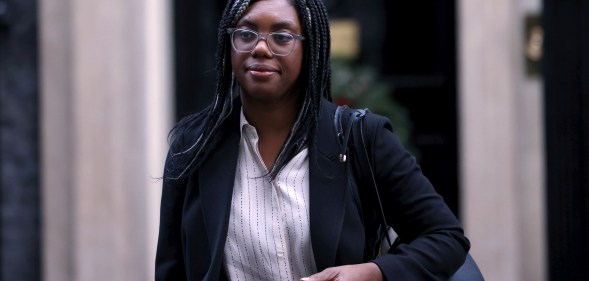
[240,90,302,169]
[240,92,301,135]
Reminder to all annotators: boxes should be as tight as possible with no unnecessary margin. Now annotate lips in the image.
[247,64,279,73]
[246,64,279,79]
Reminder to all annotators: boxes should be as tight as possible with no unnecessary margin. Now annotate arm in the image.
[155,152,188,281]
[302,110,469,281]
[367,114,470,281]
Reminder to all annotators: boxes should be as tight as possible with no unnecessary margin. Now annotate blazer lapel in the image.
[196,99,349,273]
[309,100,350,271]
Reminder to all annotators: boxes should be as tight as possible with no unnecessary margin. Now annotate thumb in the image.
[300,268,338,281]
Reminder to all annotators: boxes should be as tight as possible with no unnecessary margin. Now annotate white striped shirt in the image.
[223,109,316,281]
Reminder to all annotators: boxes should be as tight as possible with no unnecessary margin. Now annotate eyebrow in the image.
[238,19,297,30]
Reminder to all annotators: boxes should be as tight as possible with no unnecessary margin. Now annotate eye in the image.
[237,30,257,43]
[271,33,294,45]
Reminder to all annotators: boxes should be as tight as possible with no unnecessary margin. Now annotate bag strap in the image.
[334,105,393,250]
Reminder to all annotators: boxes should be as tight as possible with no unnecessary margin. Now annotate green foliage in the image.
[331,59,419,158]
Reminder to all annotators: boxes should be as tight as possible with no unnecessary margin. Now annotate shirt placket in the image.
[244,125,291,280]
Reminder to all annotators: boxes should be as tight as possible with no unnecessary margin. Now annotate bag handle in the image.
[334,106,394,250]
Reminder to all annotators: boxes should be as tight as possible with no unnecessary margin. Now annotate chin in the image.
[241,88,296,104]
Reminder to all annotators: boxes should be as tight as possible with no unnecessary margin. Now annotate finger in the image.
[301,268,339,281]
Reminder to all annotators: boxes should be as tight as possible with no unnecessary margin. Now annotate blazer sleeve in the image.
[155,151,188,281]
[365,114,470,281]
[155,109,208,280]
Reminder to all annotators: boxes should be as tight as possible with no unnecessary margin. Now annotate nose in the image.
[251,36,273,57]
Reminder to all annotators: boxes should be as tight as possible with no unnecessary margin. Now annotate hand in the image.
[300,262,383,281]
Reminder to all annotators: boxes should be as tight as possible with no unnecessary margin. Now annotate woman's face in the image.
[231,0,304,103]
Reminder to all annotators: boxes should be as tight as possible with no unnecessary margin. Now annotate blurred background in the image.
[0,0,587,280]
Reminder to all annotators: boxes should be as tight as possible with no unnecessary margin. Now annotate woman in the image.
[155,0,470,280]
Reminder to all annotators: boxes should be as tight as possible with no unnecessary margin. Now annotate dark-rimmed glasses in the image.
[227,28,305,56]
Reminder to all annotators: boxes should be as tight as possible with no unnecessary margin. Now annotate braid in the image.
[166,0,251,180]
[267,0,331,179]
[166,0,333,181]
[307,0,331,100]
[232,0,252,25]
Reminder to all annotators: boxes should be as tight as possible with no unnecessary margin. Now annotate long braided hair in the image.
[166,0,332,181]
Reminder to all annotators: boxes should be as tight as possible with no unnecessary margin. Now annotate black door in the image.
[0,0,41,280]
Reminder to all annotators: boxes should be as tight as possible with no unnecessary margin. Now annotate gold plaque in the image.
[525,14,543,76]
[330,19,360,59]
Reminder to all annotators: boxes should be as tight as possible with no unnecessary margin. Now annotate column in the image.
[40,0,171,279]
[458,0,545,280]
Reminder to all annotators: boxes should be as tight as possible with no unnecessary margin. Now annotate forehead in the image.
[238,0,301,30]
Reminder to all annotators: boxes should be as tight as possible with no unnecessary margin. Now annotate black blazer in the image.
[155,99,470,281]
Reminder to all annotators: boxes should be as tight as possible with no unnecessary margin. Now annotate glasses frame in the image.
[227,28,305,56]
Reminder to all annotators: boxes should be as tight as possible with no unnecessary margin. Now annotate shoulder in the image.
[168,106,210,154]
[319,98,393,136]
[318,98,339,123]
[316,98,397,155]
[363,110,394,137]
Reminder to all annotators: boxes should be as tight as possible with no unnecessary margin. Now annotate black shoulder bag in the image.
[334,105,484,281]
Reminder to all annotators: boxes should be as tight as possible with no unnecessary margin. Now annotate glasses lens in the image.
[232,29,258,52]
[230,29,297,56]
[268,33,295,55]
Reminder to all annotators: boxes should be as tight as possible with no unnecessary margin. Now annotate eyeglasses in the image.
[227,28,305,56]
